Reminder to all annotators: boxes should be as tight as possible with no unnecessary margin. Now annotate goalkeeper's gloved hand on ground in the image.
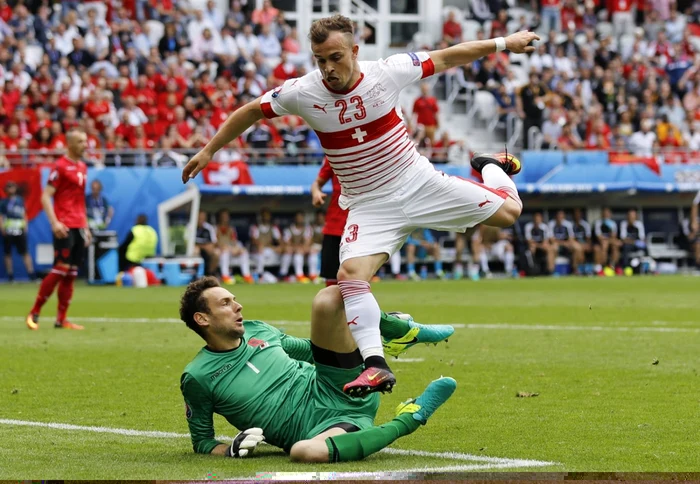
[227,428,265,458]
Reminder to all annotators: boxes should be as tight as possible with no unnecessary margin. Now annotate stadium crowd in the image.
[442,0,700,156]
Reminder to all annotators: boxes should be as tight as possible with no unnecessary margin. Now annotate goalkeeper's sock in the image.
[379,311,411,339]
[325,413,420,462]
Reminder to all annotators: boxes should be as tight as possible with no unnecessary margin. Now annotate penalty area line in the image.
[1,315,697,334]
[0,418,559,472]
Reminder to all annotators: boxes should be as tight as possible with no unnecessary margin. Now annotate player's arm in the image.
[182,98,265,182]
[428,31,540,75]
[181,373,227,455]
[311,159,332,207]
[41,184,68,238]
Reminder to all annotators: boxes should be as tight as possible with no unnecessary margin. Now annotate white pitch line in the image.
[392,357,424,363]
[1,315,697,334]
[0,418,558,472]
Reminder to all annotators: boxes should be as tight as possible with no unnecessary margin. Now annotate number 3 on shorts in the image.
[345,224,359,243]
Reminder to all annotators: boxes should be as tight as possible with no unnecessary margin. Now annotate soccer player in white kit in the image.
[182,15,539,397]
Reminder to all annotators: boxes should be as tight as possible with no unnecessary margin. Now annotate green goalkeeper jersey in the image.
[181,320,318,454]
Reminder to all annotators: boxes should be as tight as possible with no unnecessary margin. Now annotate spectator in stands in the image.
[442,10,462,44]
[470,0,494,24]
[412,82,440,143]
[238,62,267,98]
[549,210,584,275]
[619,209,648,269]
[685,121,700,150]
[86,180,114,232]
[657,113,686,147]
[472,225,516,278]
[257,23,281,61]
[525,212,556,275]
[245,119,274,162]
[195,211,220,277]
[609,0,635,39]
[594,207,622,274]
[557,123,585,150]
[629,118,658,156]
[252,0,279,27]
[540,0,562,35]
[404,229,444,280]
[517,72,549,148]
[279,211,312,283]
[250,208,282,283]
[279,115,309,162]
[572,208,594,267]
[541,110,564,149]
[236,23,260,61]
[216,209,253,285]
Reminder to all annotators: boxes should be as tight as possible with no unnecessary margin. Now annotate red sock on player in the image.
[56,269,77,323]
[30,267,67,315]
[325,279,338,287]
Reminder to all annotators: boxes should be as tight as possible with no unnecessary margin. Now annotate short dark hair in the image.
[308,14,354,45]
[179,276,220,337]
[136,214,148,225]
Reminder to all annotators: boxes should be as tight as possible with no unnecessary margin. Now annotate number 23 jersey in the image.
[260,52,435,209]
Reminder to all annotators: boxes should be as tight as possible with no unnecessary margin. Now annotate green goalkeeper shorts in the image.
[301,362,380,440]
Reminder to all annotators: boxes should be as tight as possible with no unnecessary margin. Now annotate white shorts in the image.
[339,163,506,263]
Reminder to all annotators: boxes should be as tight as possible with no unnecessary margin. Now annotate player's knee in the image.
[312,286,343,318]
[290,440,329,463]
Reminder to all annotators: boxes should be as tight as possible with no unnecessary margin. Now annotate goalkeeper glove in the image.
[227,428,265,458]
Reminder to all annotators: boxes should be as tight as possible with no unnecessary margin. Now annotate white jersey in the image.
[260,52,436,209]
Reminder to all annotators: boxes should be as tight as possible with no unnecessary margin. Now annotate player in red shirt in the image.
[311,157,348,286]
[27,128,91,331]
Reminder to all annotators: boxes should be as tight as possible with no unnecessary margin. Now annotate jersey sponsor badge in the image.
[185,401,192,419]
[247,338,269,350]
[271,87,282,98]
[408,52,421,66]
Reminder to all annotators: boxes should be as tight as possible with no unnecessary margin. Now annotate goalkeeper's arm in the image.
[280,333,314,363]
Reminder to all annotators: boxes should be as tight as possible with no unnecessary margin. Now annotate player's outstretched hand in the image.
[182,149,212,183]
[312,191,327,207]
[52,221,69,239]
[227,428,265,458]
[505,31,540,54]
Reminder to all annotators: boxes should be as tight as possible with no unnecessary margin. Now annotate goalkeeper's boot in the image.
[55,320,84,330]
[343,367,396,397]
[26,313,39,331]
[383,312,454,358]
[396,376,457,425]
[471,151,521,176]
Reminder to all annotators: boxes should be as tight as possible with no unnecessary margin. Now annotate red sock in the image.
[30,267,67,315]
[325,279,338,287]
[56,270,77,323]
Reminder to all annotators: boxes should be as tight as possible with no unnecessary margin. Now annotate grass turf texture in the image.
[1,277,699,478]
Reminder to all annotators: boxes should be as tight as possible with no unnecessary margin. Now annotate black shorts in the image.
[3,234,27,256]
[54,228,87,266]
[320,235,342,280]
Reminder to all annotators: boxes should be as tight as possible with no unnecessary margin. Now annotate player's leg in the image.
[453,233,465,279]
[279,244,293,279]
[470,152,523,227]
[56,229,85,330]
[308,243,321,281]
[290,376,456,463]
[234,245,253,283]
[694,239,700,266]
[3,237,13,282]
[569,240,583,274]
[219,246,232,283]
[293,246,308,282]
[320,235,341,286]
[544,241,556,274]
[336,202,409,396]
[404,240,419,279]
[18,234,35,280]
[430,241,444,278]
[27,232,74,329]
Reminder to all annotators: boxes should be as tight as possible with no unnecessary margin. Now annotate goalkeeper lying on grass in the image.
[179,276,456,462]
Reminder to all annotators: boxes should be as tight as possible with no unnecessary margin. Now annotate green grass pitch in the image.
[1,277,699,478]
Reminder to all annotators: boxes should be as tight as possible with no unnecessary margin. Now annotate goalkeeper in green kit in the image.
[179,276,456,462]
